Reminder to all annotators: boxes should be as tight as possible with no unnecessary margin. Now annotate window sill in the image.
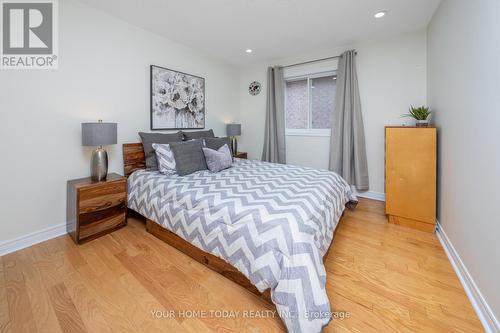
[285,129,331,137]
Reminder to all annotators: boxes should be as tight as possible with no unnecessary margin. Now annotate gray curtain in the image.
[262,66,286,163]
[329,50,369,190]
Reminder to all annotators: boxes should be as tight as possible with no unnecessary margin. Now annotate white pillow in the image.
[152,143,176,175]
[202,144,232,173]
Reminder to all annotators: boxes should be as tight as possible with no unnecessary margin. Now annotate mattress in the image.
[128,158,356,332]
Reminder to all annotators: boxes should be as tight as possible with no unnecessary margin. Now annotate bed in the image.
[123,143,356,333]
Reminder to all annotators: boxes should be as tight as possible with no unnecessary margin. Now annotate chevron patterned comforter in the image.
[128,159,356,332]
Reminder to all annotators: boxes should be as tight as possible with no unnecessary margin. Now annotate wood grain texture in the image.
[79,213,126,239]
[123,143,146,177]
[47,283,87,333]
[2,252,37,333]
[234,152,248,159]
[0,256,12,333]
[388,215,435,233]
[68,173,125,190]
[79,181,126,214]
[0,199,483,332]
[79,203,126,226]
[67,174,127,244]
[16,250,62,333]
[385,127,437,229]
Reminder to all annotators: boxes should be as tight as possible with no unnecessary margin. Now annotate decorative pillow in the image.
[139,131,183,170]
[169,140,208,176]
[152,143,176,175]
[204,137,231,152]
[202,144,233,173]
[181,129,215,141]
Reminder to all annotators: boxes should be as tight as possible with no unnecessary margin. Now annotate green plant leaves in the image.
[402,105,431,120]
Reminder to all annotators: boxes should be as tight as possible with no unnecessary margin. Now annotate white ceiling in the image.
[77,0,441,66]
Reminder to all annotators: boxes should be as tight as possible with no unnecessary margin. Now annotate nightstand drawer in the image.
[79,181,126,213]
[79,203,126,226]
[79,212,126,239]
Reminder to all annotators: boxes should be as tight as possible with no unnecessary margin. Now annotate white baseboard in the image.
[352,188,385,202]
[436,222,500,333]
[0,223,67,256]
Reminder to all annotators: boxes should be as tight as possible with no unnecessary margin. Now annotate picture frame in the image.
[150,65,206,130]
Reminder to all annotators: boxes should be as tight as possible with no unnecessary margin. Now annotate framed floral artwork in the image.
[150,65,205,130]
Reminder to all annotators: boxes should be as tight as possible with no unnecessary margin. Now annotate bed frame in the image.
[123,143,340,306]
[123,143,273,304]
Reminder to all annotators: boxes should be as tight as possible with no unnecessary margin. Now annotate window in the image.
[285,72,336,136]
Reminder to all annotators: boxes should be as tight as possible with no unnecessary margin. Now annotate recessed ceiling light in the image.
[245,49,252,53]
[374,11,387,18]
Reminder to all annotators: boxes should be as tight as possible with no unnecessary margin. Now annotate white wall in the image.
[428,0,500,323]
[0,0,239,243]
[239,30,427,194]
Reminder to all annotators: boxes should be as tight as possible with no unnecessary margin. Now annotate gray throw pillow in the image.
[139,131,183,170]
[204,137,231,151]
[202,144,233,173]
[169,140,208,176]
[182,129,215,140]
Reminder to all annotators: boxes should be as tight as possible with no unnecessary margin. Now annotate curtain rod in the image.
[280,51,357,69]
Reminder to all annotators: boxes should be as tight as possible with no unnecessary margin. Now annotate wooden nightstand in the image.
[67,173,127,244]
[234,152,248,159]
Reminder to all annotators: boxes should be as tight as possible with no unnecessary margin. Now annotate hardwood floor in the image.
[0,198,483,332]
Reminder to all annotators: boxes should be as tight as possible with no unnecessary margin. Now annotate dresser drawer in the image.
[78,180,126,213]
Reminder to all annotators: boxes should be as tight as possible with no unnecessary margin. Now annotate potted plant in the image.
[403,106,432,127]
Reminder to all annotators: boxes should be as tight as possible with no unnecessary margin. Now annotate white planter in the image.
[416,119,429,127]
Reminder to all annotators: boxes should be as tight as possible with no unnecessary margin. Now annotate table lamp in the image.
[226,123,241,156]
[82,120,117,181]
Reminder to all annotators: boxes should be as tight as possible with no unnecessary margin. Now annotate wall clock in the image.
[248,81,262,96]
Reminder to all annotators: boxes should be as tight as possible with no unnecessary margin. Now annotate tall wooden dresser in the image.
[385,127,437,232]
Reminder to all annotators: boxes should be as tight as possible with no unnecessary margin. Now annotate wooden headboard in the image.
[123,143,146,177]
